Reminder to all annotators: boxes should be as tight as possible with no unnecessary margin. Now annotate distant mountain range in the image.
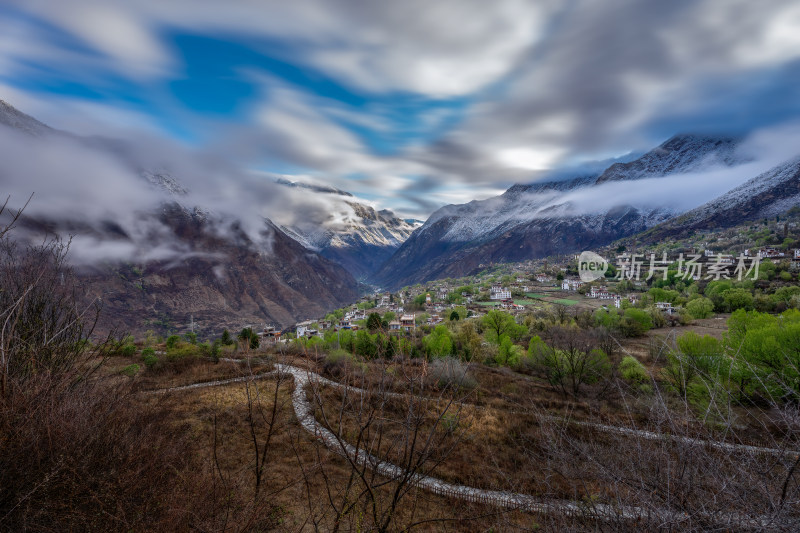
[371,134,798,289]
[5,96,800,324]
[642,155,800,242]
[274,179,418,279]
[0,98,359,335]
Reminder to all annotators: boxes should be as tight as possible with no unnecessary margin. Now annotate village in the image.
[248,244,800,344]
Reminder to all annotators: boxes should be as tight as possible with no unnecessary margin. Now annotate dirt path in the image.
[147,361,785,527]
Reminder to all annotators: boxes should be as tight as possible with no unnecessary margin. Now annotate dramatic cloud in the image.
[1,0,799,219]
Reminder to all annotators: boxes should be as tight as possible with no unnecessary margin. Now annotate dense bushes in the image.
[593,307,654,337]
[0,375,195,531]
[686,296,714,319]
[0,221,195,529]
[664,310,800,407]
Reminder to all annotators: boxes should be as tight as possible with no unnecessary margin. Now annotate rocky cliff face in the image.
[72,205,360,337]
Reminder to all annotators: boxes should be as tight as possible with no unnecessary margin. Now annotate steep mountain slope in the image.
[2,98,359,334]
[71,206,359,336]
[276,179,417,279]
[641,156,800,241]
[0,99,53,136]
[595,134,742,183]
[372,134,747,289]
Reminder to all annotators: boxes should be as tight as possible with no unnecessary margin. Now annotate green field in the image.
[525,293,550,299]
[552,298,579,306]
[477,301,500,306]
[513,299,540,306]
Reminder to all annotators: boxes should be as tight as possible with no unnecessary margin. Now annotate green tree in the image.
[686,297,714,319]
[239,327,259,351]
[165,335,181,349]
[423,325,453,358]
[593,308,620,329]
[366,312,383,331]
[482,310,524,344]
[528,328,610,397]
[354,330,378,359]
[663,331,724,398]
[449,310,460,321]
[495,335,522,366]
[649,287,679,304]
[620,308,652,337]
[722,288,754,312]
[221,329,232,345]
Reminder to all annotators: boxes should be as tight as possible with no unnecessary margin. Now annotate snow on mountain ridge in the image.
[677,155,800,223]
[0,99,52,137]
[595,134,745,183]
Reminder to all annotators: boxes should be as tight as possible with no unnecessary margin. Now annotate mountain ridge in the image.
[371,134,754,289]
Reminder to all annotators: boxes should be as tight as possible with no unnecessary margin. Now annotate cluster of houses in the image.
[752,247,800,260]
[561,279,584,291]
[586,285,642,309]
[256,325,283,344]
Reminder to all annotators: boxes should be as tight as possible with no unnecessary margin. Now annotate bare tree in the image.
[298,357,470,532]
[525,362,800,531]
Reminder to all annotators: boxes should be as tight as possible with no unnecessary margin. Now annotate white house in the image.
[590,286,612,299]
[490,287,512,300]
[758,247,785,259]
[655,301,677,315]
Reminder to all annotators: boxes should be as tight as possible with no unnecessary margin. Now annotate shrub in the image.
[143,353,159,369]
[686,297,714,319]
[141,347,155,357]
[166,343,199,360]
[121,344,137,357]
[323,349,364,377]
[619,356,651,393]
[165,335,181,349]
[429,357,476,390]
[620,308,652,337]
[119,363,140,377]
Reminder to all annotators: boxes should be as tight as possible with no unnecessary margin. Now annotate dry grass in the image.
[53,342,795,531]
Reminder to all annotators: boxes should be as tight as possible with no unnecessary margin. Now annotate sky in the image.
[1,0,800,219]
